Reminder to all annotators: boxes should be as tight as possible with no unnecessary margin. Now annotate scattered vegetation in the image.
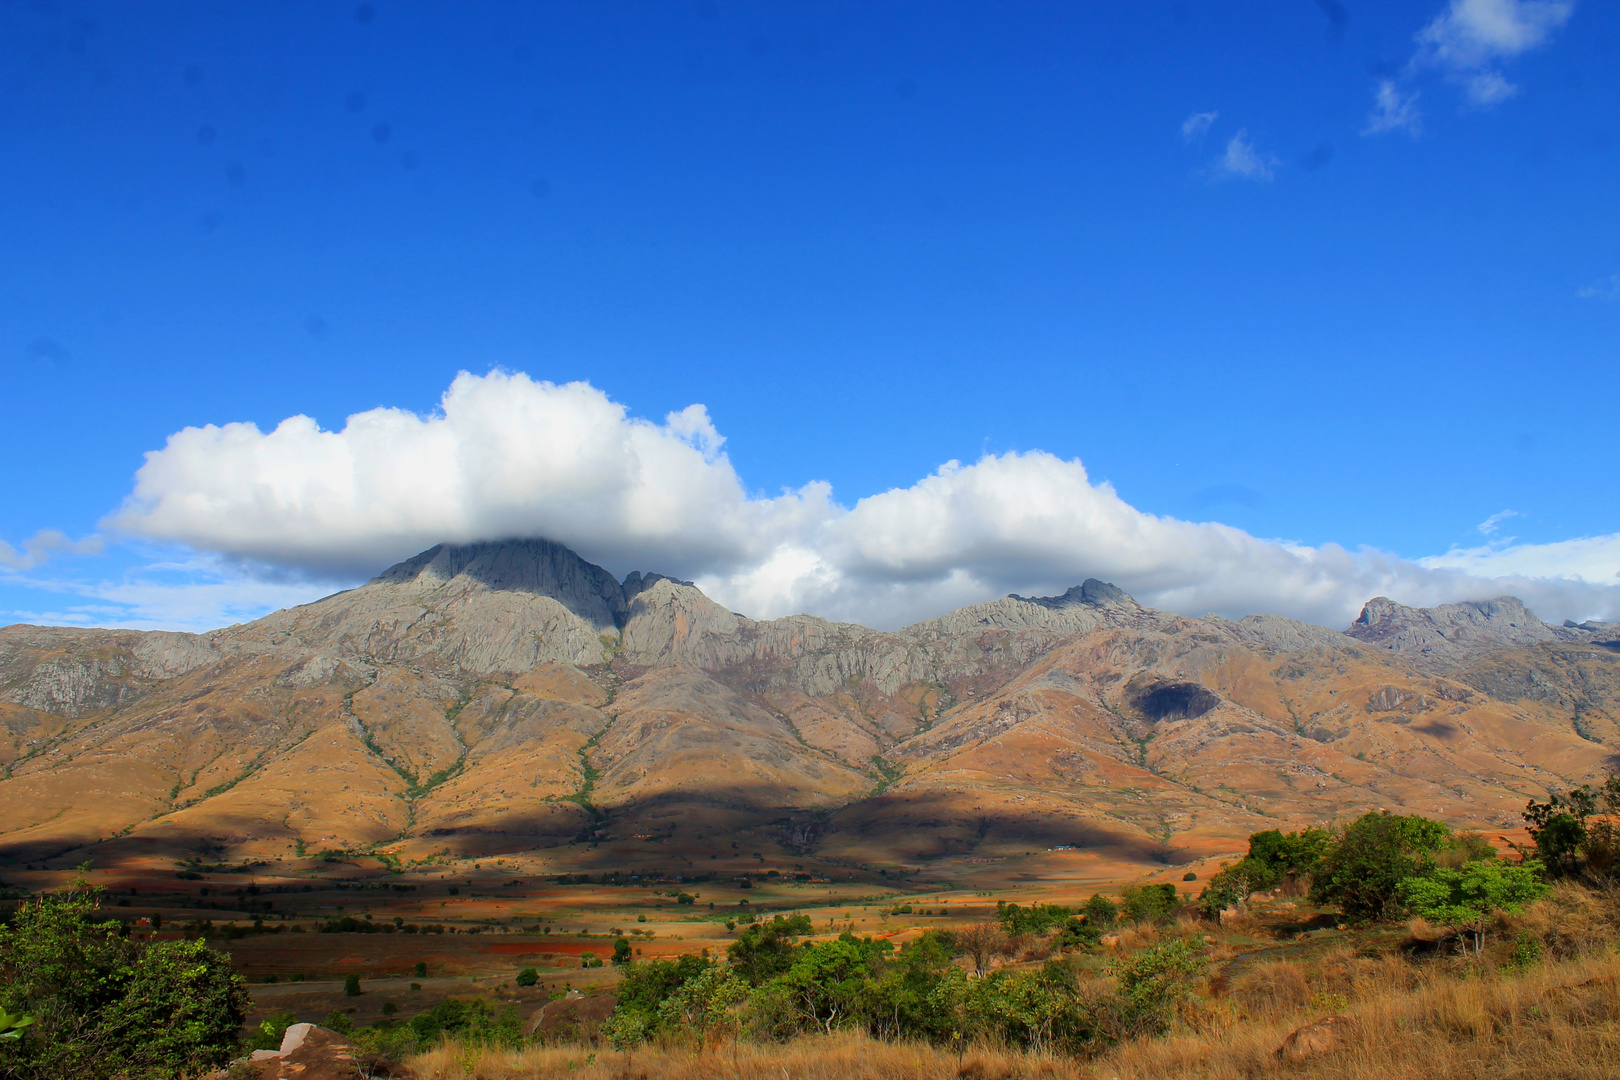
[3,774,1619,1079]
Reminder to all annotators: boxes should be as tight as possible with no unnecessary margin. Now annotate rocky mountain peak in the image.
[372,539,629,628]
[1346,594,1564,667]
[1009,578,1138,611]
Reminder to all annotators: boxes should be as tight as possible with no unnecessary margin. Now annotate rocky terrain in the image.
[0,539,1614,879]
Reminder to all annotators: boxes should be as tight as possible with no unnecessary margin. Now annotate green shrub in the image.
[343,973,362,997]
[1120,884,1179,925]
[1053,916,1102,951]
[1397,858,1548,954]
[727,914,814,985]
[1199,827,1331,917]
[996,901,1072,935]
[413,961,427,978]
[1081,894,1118,928]
[250,1010,297,1051]
[0,880,249,1080]
[1091,937,1208,1044]
[515,967,539,987]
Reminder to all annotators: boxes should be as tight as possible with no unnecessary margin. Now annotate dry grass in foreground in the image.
[409,947,1620,1080]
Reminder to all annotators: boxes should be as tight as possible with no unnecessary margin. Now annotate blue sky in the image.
[2,0,1617,631]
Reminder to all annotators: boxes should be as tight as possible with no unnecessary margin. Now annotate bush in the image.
[1310,811,1452,922]
[0,880,249,1080]
[996,901,1072,935]
[343,973,362,997]
[515,966,539,987]
[1525,772,1620,886]
[728,914,814,985]
[1397,858,1549,954]
[1199,827,1332,916]
[1120,883,1179,925]
[1053,917,1102,951]
[1082,894,1118,928]
[1091,937,1208,1044]
[413,961,427,978]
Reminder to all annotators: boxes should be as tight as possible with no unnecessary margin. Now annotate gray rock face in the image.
[0,626,220,717]
[1346,595,1609,667]
[239,539,630,673]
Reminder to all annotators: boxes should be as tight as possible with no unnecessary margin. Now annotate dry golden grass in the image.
[408,888,1620,1080]
[409,952,1620,1079]
[410,1034,1089,1080]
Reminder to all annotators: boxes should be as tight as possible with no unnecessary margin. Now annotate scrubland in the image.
[405,883,1620,1080]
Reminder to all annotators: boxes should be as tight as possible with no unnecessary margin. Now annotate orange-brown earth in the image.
[1,539,1614,897]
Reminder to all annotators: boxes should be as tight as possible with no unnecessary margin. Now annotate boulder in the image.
[1275,1014,1354,1064]
[243,1024,413,1080]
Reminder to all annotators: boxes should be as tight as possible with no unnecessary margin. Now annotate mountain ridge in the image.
[0,538,1614,883]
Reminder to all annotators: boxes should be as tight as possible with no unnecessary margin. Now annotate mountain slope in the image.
[0,540,1611,880]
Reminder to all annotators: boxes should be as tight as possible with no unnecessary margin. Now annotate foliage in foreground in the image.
[0,879,249,1080]
[600,917,1208,1057]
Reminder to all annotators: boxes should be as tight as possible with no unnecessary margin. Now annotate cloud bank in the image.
[105,371,1620,631]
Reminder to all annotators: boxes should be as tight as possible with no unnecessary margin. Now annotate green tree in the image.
[1397,859,1549,954]
[1081,894,1118,928]
[1525,773,1620,883]
[1310,811,1452,921]
[343,973,362,997]
[655,962,750,1044]
[612,936,633,965]
[727,913,813,985]
[1199,827,1332,916]
[758,934,891,1036]
[515,967,539,987]
[413,961,427,978]
[859,932,958,1042]
[1119,883,1178,925]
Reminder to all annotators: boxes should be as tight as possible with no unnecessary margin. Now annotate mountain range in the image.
[2,539,1616,881]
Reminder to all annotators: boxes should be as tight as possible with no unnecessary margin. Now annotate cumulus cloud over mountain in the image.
[108,371,1620,630]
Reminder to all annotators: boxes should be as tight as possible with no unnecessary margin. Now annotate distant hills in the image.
[1,538,1615,880]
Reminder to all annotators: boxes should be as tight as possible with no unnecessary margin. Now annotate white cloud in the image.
[1422,534,1620,589]
[1578,273,1620,301]
[1415,0,1573,106]
[107,372,833,582]
[1181,111,1218,143]
[1364,1,1572,137]
[0,529,103,570]
[1210,130,1279,182]
[1363,80,1423,136]
[97,371,1620,632]
[1478,509,1523,536]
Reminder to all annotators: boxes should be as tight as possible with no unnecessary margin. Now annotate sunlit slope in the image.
[0,539,1611,874]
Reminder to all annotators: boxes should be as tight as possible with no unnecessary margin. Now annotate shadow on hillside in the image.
[0,783,1187,877]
